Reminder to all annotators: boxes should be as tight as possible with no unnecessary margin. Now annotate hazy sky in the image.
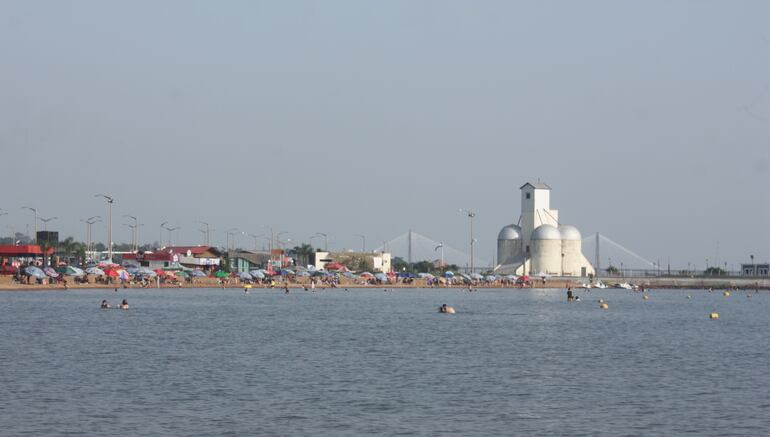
[1,1,768,268]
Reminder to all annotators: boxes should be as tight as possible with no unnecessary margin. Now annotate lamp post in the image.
[354,234,366,252]
[95,194,114,261]
[21,206,37,243]
[226,228,240,252]
[249,234,264,251]
[123,215,138,251]
[750,254,755,276]
[316,232,328,251]
[458,209,476,273]
[81,216,100,261]
[199,221,210,246]
[38,216,57,231]
[166,226,180,247]
[159,221,168,249]
[435,242,444,269]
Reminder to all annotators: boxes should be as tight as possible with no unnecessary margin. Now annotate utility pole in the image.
[95,194,114,261]
[459,209,476,273]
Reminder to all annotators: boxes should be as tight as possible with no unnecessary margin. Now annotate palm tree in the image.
[289,244,314,267]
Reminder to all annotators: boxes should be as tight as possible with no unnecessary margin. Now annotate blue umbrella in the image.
[485,275,497,282]
[342,271,356,278]
[25,266,46,279]
[137,267,157,277]
[249,270,266,279]
[280,269,295,276]
[443,271,454,278]
[374,273,389,282]
[239,272,253,280]
[296,271,312,277]
[189,270,207,277]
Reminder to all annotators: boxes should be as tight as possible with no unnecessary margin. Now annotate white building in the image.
[496,182,595,277]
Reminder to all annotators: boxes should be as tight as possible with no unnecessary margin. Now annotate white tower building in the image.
[496,181,595,277]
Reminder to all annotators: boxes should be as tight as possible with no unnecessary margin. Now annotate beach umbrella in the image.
[342,271,356,278]
[311,270,327,277]
[103,268,120,278]
[85,267,105,276]
[470,273,483,280]
[485,275,497,282]
[297,271,312,277]
[189,270,207,277]
[25,266,46,279]
[124,265,140,275]
[374,273,389,282]
[238,272,253,280]
[279,269,295,276]
[137,267,157,277]
[505,275,518,281]
[44,267,60,278]
[461,273,472,281]
[59,266,85,277]
[249,270,266,279]
[418,273,434,279]
[359,272,374,278]
[214,270,229,278]
[174,270,189,278]
[443,271,454,278]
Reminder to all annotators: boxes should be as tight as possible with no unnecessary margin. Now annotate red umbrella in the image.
[103,268,120,278]
[325,262,345,271]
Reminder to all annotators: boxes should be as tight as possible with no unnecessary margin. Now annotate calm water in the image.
[0,287,768,436]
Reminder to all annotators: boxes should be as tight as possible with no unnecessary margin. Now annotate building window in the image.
[526,193,531,199]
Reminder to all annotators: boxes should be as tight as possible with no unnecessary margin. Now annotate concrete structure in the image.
[741,263,769,276]
[312,251,392,273]
[497,182,595,277]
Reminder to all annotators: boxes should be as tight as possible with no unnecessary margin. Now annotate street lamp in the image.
[226,228,240,252]
[166,226,180,247]
[159,221,168,249]
[81,216,101,260]
[21,206,37,243]
[95,194,114,261]
[435,242,444,268]
[123,215,138,251]
[354,234,366,252]
[458,209,476,273]
[199,221,211,246]
[316,232,328,251]
[38,216,58,231]
[249,234,264,251]
[750,254,755,276]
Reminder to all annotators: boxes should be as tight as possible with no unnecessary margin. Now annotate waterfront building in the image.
[496,182,595,277]
[741,263,769,276]
[311,251,392,273]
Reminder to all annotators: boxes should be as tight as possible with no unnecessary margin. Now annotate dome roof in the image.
[558,225,582,241]
[497,224,522,240]
[531,224,561,240]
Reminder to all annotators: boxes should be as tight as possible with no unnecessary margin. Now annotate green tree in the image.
[606,265,620,275]
[704,267,726,276]
[288,244,314,267]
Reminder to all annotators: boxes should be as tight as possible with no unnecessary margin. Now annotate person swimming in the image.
[120,299,129,310]
[100,300,110,309]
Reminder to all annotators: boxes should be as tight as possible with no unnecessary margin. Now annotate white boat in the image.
[591,280,607,289]
[613,282,633,290]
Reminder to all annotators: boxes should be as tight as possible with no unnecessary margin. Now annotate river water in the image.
[0,287,767,436]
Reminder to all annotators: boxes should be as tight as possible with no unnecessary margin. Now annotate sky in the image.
[1,0,768,269]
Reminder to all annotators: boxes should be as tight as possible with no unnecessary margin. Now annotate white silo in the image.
[531,224,562,275]
[559,224,583,276]
[497,224,522,266]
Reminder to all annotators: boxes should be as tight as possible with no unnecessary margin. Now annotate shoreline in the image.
[1,277,767,292]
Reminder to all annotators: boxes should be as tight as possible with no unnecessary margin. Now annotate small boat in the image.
[613,282,633,290]
[592,281,607,289]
